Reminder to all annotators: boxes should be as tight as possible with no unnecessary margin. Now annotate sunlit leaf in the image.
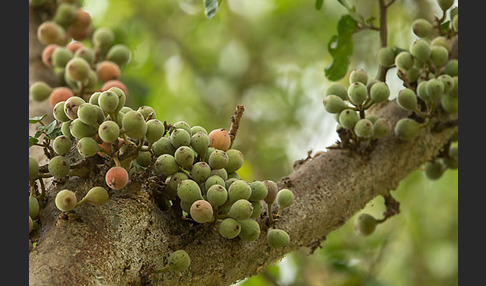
[29,136,38,148]
[204,0,219,19]
[29,114,47,124]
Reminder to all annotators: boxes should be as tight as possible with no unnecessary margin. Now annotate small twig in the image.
[376,192,400,223]
[228,105,245,148]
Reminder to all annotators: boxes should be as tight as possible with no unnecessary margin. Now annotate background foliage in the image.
[81,0,458,284]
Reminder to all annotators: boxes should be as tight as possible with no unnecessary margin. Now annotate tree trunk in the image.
[28,4,458,286]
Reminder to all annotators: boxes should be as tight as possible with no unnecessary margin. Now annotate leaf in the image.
[29,136,38,148]
[315,0,324,10]
[29,114,47,124]
[324,15,359,81]
[45,120,57,135]
[204,0,219,19]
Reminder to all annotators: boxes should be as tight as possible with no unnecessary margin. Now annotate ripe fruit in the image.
[49,87,74,108]
[394,118,421,141]
[354,213,377,236]
[154,154,180,177]
[267,229,290,248]
[349,68,368,85]
[347,82,367,106]
[55,189,77,212]
[208,129,231,151]
[122,110,147,140]
[168,250,191,271]
[177,179,203,203]
[369,82,390,103]
[170,128,191,149]
[411,18,432,38]
[228,199,253,221]
[276,189,294,209]
[219,218,241,239]
[30,81,52,102]
[238,219,261,241]
[105,166,129,190]
[263,180,278,204]
[323,95,346,114]
[42,44,59,67]
[377,47,395,67]
[96,61,120,83]
[98,120,120,143]
[189,200,213,223]
[48,155,70,178]
[397,88,418,111]
[84,186,109,206]
[77,137,101,157]
[53,135,72,155]
[37,21,64,45]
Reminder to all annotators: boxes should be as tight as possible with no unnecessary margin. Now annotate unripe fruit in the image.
[55,190,77,212]
[219,218,241,239]
[65,57,91,82]
[224,149,244,173]
[444,146,458,169]
[251,200,263,218]
[431,36,451,53]
[170,128,191,149]
[53,135,72,156]
[397,88,418,110]
[354,213,377,236]
[395,52,414,71]
[228,180,252,204]
[70,118,97,139]
[394,118,421,141]
[238,219,261,241]
[77,137,101,157]
[122,110,147,140]
[225,178,238,190]
[229,199,253,221]
[190,200,214,223]
[52,47,73,68]
[37,21,64,45]
[411,18,432,38]
[410,39,431,62]
[29,156,39,181]
[369,82,390,103]
[137,106,156,120]
[48,155,70,178]
[30,81,52,102]
[53,101,71,122]
[204,175,226,191]
[206,184,228,207]
[416,81,429,102]
[267,229,290,248]
[354,119,373,138]
[248,181,268,201]
[174,146,195,170]
[349,68,368,85]
[42,44,59,67]
[444,59,458,77]
[98,120,120,143]
[106,44,131,67]
[438,74,454,94]
[98,90,119,114]
[227,171,240,180]
[325,83,348,101]
[61,121,73,138]
[211,168,228,181]
[101,80,129,97]
[437,0,454,11]
[77,103,99,126]
[405,68,420,83]
[323,95,346,114]
[96,61,120,83]
[338,109,360,130]
[424,160,445,180]
[177,179,203,203]
[450,76,458,97]
[372,118,392,139]
[172,121,192,135]
[347,82,367,106]
[365,115,379,124]
[146,119,165,143]
[152,137,176,156]
[191,162,212,183]
[29,196,40,219]
[452,15,458,32]
[276,189,294,209]
[191,125,208,135]
[105,166,129,190]
[54,3,77,27]
[92,27,114,49]
[190,132,210,157]
[208,149,228,170]
[430,46,449,67]
[89,92,101,106]
[49,87,74,108]
[208,129,231,151]
[154,154,180,177]
[425,79,444,102]
[450,6,458,20]
[84,186,109,206]
[377,47,395,67]
[64,96,86,120]
[441,93,458,114]
[263,180,278,204]
[167,250,191,271]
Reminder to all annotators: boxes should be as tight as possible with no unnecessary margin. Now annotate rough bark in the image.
[28,3,458,286]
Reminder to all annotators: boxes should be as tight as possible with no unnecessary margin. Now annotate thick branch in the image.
[29,99,457,286]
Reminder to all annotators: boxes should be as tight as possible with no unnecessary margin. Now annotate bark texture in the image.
[28,3,458,286]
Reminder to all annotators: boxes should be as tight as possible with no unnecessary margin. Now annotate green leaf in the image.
[29,136,38,148]
[324,15,358,81]
[204,0,219,19]
[441,21,450,34]
[29,114,47,124]
[315,0,324,10]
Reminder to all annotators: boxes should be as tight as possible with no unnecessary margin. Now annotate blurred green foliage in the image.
[83,0,458,284]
